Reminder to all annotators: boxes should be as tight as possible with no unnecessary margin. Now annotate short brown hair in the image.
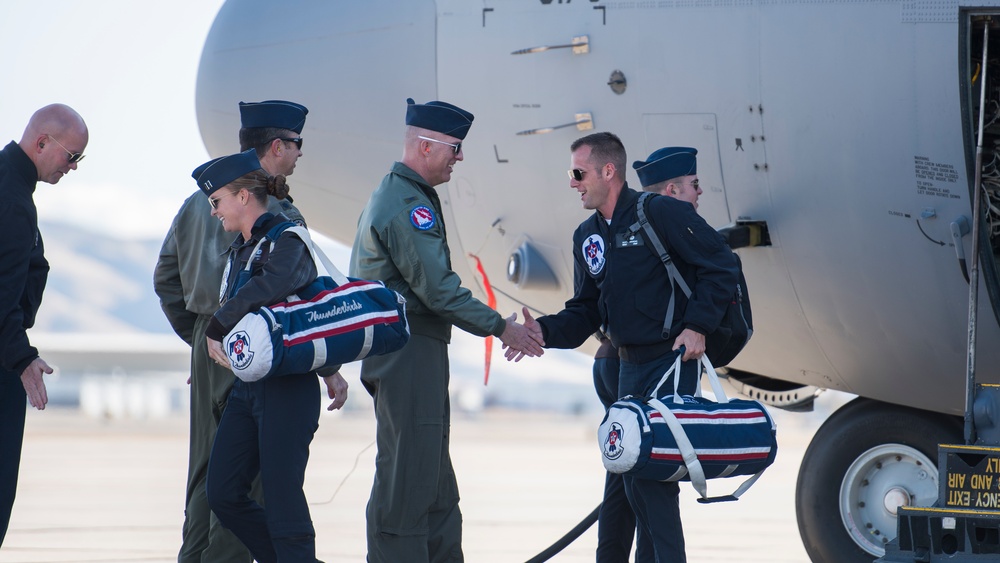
[571,132,626,178]
[239,127,296,158]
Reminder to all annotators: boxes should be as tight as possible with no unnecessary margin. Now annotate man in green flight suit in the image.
[350,98,544,562]
[154,100,348,563]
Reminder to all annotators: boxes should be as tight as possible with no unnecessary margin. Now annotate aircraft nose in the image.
[196,0,438,245]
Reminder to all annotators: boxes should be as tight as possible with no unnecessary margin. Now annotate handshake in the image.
[498,306,546,362]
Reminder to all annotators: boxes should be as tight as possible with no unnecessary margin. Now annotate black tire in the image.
[795,398,962,563]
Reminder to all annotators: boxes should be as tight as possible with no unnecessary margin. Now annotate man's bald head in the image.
[19,104,88,185]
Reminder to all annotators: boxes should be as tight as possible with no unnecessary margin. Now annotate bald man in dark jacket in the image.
[0,104,88,546]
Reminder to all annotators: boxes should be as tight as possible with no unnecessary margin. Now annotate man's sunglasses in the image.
[418,135,462,155]
[568,168,589,181]
[277,137,303,149]
[47,135,85,164]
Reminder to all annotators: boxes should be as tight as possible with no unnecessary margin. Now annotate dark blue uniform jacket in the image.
[538,185,738,352]
[0,141,49,375]
[205,213,316,342]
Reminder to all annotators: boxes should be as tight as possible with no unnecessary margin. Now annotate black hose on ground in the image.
[524,504,601,563]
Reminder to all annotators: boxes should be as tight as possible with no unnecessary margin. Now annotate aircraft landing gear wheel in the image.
[795,398,961,563]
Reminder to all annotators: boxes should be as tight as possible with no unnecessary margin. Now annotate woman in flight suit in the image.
[192,149,323,563]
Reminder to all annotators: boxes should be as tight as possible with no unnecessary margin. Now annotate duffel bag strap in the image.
[281,226,350,286]
[353,322,375,362]
[697,469,767,505]
[696,353,771,503]
[283,226,376,360]
[648,398,708,497]
[648,396,770,504]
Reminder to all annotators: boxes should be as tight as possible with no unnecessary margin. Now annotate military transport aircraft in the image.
[193,1,1000,560]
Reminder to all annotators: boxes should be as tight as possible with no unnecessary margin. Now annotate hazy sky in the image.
[1,1,596,391]
[1,1,227,239]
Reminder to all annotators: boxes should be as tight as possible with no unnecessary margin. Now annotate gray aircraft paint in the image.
[194,1,1000,559]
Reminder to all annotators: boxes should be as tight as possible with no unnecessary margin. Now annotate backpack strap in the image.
[629,192,692,339]
[241,221,297,274]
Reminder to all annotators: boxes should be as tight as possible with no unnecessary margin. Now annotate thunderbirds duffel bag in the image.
[598,355,777,503]
[224,225,409,382]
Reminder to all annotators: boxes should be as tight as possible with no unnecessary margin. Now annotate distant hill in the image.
[31,220,355,336]
[33,221,175,335]
[26,221,601,414]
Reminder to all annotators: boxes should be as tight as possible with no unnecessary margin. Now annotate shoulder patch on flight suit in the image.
[582,233,607,276]
[410,206,436,230]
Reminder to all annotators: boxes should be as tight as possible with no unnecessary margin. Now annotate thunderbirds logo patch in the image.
[226,331,254,371]
[583,234,606,275]
[602,421,625,460]
[410,206,436,230]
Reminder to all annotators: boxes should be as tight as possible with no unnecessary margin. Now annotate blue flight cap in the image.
[404,98,474,140]
[632,147,698,188]
[192,149,261,197]
[239,100,309,133]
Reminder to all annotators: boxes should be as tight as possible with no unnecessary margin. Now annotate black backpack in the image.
[630,192,753,367]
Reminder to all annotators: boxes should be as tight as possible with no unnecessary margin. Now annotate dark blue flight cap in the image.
[404,98,474,140]
[239,100,309,133]
[192,149,261,197]
[632,147,698,188]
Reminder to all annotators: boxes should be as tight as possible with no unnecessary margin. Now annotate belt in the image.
[617,339,675,364]
[594,337,617,360]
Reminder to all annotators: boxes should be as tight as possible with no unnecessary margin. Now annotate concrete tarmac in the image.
[0,393,850,562]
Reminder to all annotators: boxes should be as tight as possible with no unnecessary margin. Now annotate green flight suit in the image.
[154,191,303,563]
[350,162,505,563]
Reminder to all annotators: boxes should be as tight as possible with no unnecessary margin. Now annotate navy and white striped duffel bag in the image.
[598,355,777,503]
[224,225,409,382]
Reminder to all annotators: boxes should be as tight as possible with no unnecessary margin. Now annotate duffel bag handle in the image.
[650,351,731,405]
[651,354,681,399]
[699,354,731,405]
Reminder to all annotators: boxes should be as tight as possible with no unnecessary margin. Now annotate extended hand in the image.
[206,337,229,369]
[672,329,706,361]
[20,357,52,410]
[521,306,544,346]
[500,308,545,362]
[322,371,349,411]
